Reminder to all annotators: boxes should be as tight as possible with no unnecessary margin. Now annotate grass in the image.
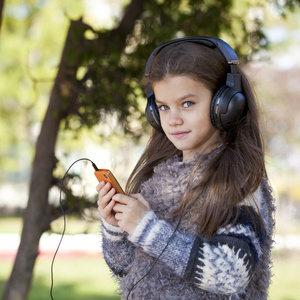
[1,217,300,299]
[270,252,300,300]
[0,216,23,234]
[1,252,300,299]
[0,216,119,299]
[0,256,119,300]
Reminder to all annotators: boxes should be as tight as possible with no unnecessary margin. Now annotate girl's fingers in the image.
[112,194,151,214]
[97,182,116,212]
[101,199,115,218]
[112,193,131,205]
[98,188,115,208]
[131,193,148,204]
[96,182,119,227]
[98,182,113,197]
[129,193,151,210]
[114,212,122,221]
[113,202,126,213]
[96,181,105,193]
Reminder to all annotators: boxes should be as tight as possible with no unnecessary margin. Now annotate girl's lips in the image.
[171,131,189,139]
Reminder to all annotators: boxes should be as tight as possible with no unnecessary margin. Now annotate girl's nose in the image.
[169,109,183,126]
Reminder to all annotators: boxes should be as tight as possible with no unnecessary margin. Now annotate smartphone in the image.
[94,169,125,194]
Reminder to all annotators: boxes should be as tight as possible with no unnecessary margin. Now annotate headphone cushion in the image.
[210,86,227,129]
[145,96,164,132]
[211,86,246,131]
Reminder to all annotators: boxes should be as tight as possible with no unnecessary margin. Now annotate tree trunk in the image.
[0,0,5,32]
[2,91,60,300]
[2,19,81,300]
[2,0,145,298]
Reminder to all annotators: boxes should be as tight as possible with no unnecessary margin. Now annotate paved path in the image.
[0,233,102,259]
[1,233,300,259]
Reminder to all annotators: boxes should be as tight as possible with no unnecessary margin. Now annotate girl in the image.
[97,37,275,300]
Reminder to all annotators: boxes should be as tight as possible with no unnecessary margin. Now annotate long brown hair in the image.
[126,42,266,239]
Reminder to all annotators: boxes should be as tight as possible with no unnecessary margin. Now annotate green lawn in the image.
[1,253,300,300]
[0,256,119,300]
[270,252,300,300]
[0,216,119,299]
[1,217,300,299]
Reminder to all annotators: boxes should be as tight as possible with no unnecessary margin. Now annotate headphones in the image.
[144,36,247,132]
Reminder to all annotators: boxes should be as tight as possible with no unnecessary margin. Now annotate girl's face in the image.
[153,75,221,161]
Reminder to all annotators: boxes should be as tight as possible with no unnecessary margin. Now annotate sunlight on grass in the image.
[0,256,119,300]
[0,217,23,234]
[1,217,300,299]
[269,252,300,300]
[50,215,100,235]
[1,252,300,299]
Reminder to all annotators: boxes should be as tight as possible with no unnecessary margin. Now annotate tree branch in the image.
[115,0,146,36]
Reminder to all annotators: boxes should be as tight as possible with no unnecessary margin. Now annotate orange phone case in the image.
[94,169,125,194]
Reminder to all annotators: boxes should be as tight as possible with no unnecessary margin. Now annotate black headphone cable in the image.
[50,158,98,300]
[126,214,182,300]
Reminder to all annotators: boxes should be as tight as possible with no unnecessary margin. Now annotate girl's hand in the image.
[96,181,118,227]
[112,193,151,234]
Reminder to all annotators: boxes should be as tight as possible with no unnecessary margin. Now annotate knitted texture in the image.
[101,155,275,299]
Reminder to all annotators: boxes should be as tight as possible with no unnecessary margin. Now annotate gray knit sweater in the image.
[101,155,275,299]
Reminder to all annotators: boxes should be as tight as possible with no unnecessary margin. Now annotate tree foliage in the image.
[0,0,282,178]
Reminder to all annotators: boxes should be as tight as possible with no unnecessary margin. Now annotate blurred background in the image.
[0,0,300,299]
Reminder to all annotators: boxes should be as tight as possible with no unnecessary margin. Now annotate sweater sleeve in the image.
[101,218,136,278]
[128,206,264,294]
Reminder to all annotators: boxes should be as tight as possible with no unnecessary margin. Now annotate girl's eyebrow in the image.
[155,94,197,104]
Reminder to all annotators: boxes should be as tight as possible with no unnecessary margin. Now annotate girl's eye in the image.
[158,105,169,111]
[182,101,194,108]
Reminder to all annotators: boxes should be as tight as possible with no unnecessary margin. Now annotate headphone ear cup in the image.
[210,86,227,130]
[211,86,246,131]
[145,94,164,132]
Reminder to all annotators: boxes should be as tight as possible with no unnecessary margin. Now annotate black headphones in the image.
[145,36,247,132]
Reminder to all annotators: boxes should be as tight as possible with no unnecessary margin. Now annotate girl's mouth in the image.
[171,131,189,139]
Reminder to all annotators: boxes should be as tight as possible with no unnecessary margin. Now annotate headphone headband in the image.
[145,36,239,77]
